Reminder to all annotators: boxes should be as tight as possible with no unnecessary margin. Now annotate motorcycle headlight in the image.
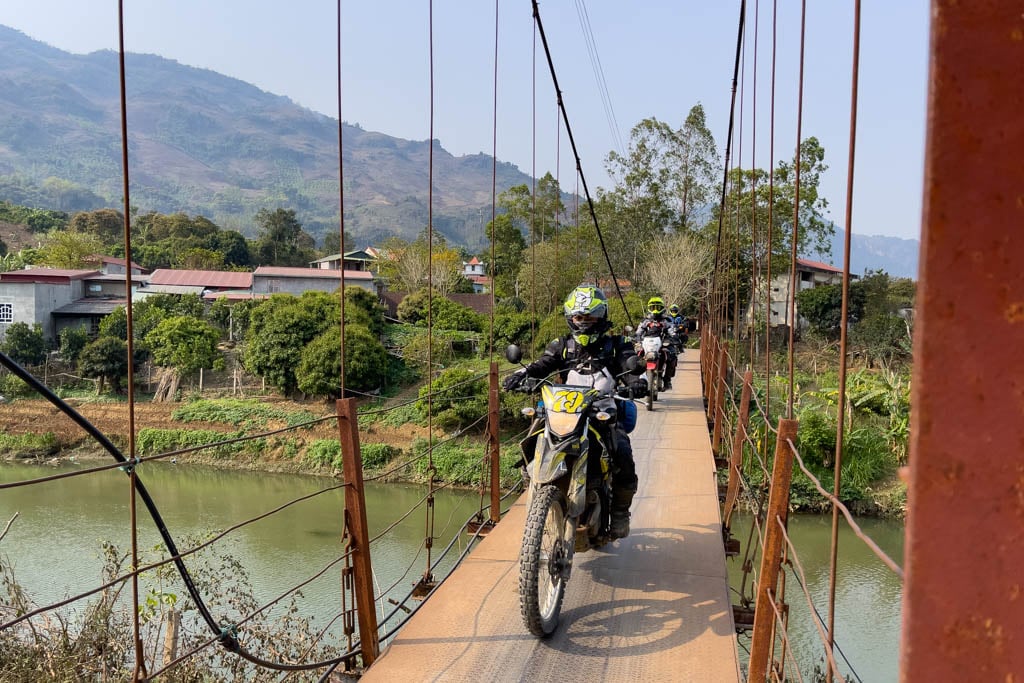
[546,411,581,438]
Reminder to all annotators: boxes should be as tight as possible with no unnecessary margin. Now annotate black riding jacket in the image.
[522,333,640,382]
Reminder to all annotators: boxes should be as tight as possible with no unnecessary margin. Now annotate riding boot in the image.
[609,484,637,539]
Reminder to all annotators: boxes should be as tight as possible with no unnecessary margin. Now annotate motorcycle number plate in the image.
[544,387,586,414]
[646,361,658,370]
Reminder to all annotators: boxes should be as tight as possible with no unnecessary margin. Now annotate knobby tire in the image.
[519,484,569,637]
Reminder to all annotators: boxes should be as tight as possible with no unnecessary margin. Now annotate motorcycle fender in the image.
[531,444,570,485]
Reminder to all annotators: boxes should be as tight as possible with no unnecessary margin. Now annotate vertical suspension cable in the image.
[749,0,760,365]
[488,0,499,359]
[424,0,436,581]
[115,4,145,678]
[827,3,861,681]
[711,0,747,339]
[481,0,500,520]
[733,21,746,350]
[765,0,778,433]
[336,0,346,396]
[554,98,560,288]
[530,19,537,349]
[786,0,808,419]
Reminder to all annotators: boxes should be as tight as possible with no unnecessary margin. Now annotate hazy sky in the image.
[1,1,929,241]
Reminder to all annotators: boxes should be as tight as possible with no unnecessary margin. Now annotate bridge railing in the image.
[0,352,520,679]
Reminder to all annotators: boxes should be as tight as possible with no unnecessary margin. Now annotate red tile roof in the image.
[254,266,374,280]
[148,269,253,288]
[796,258,844,274]
[467,257,481,265]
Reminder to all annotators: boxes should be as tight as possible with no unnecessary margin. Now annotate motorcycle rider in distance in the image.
[503,285,646,539]
[635,296,678,390]
[667,304,690,354]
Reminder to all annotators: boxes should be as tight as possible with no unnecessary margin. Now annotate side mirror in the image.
[505,344,523,364]
[624,325,634,335]
[625,355,641,372]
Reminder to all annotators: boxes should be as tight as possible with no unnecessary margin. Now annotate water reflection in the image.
[0,461,483,640]
[728,513,905,682]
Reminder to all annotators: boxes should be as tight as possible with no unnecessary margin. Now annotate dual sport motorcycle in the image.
[504,344,640,637]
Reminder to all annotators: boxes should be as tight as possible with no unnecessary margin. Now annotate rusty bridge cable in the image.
[710,0,746,326]
[531,0,633,328]
[337,0,347,395]
[827,2,862,680]
[750,0,760,365]
[114,5,146,677]
[423,0,437,590]
[531,17,537,350]
[786,0,808,419]
[765,0,777,449]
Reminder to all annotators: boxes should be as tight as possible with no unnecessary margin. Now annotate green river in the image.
[0,461,903,680]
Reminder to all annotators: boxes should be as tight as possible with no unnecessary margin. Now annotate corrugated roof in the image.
[148,269,253,288]
[140,284,206,295]
[796,258,844,274]
[52,298,128,316]
[254,266,374,280]
[203,290,270,301]
[85,273,149,283]
[0,268,99,283]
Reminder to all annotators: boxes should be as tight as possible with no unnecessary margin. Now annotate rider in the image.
[635,296,678,390]
[667,304,690,351]
[503,284,646,539]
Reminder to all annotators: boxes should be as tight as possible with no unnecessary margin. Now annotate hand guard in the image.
[503,369,527,391]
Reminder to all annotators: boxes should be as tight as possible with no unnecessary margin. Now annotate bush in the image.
[58,326,89,363]
[0,432,59,456]
[398,289,484,331]
[306,439,342,468]
[361,443,401,469]
[1,322,46,365]
[137,428,251,459]
[418,367,488,432]
[172,398,319,428]
[295,324,388,397]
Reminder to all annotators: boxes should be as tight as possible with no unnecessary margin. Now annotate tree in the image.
[175,247,225,270]
[38,229,105,269]
[58,326,89,363]
[243,292,339,395]
[295,325,387,397]
[344,286,385,336]
[1,322,46,365]
[637,231,715,311]
[377,236,465,295]
[68,209,124,246]
[254,208,316,267]
[397,289,482,331]
[78,336,129,393]
[485,214,527,298]
[145,316,220,377]
[796,283,867,339]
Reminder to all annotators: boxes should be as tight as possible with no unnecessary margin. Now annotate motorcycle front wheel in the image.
[646,368,656,410]
[519,484,571,637]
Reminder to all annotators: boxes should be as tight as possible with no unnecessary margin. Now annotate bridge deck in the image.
[363,352,740,682]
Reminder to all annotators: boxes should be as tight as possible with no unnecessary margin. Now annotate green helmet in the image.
[563,285,610,346]
[646,296,666,316]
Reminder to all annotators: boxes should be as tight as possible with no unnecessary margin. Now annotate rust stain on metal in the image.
[942,615,1006,657]
[1006,301,1024,323]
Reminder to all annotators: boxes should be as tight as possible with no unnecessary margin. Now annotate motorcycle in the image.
[504,344,640,637]
[636,322,671,411]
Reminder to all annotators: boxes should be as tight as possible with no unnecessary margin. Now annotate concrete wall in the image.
[252,275,374,296]
[0,281,82,343]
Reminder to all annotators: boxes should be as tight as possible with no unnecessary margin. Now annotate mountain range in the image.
[811,229,920,280]
[0,25,920,276]
[0,24,532,249]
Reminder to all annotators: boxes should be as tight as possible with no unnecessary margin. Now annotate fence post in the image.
[723,370,753,532]
[337,397,380,667]
[488,361,501,524]
[748,418,799,682]
[711,343,728,454]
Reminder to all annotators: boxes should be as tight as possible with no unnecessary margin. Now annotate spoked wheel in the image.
[519,484,572,637]
[645,368,655,411]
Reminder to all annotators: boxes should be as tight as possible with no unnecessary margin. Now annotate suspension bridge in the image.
[1,1,1022,682]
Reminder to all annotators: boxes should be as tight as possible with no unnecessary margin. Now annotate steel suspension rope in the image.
[765,0,778,452]
[531,0,634,328]
[749,0,761,365]
[786,0,808,419]
[710,0,747,335]
[336,0,347,396]
[114,5,146,677]
[826,3,862,681]
[530,17,537,349]
[422,0,437,591]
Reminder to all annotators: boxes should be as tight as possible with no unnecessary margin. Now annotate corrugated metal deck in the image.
[363,351,740,682]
